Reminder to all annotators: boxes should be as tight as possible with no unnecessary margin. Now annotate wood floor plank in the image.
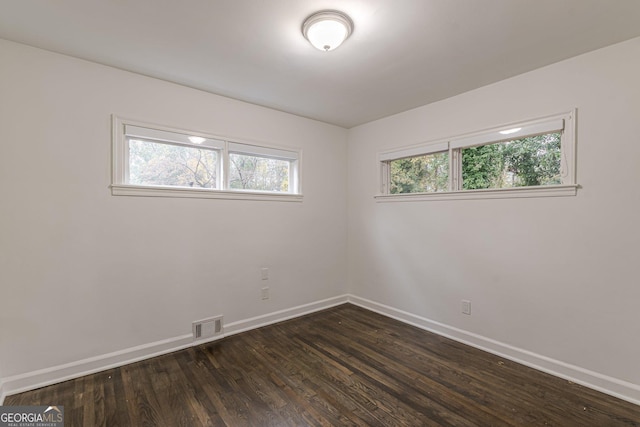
[120,362,167,427]
[81,375,96,426]
[4,304,640,426]
[299,321,503,425]
[102,369,126,427]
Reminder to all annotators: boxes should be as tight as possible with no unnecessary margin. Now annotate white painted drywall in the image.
[347,37,640,389]
[3,33,640,404]
[0,39,348,380]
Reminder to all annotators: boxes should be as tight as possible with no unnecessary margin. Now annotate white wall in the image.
[348,37,640,402]
[0,39,348,386]
[3,34,640,405]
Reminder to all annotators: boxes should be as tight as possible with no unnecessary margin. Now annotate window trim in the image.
[376,110,578,201]
[110,184,303,202]
[112,116,303,202]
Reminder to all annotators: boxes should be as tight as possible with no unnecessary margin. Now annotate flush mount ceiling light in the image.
[302,10,353,52]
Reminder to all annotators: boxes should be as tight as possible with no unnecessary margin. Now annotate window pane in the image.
[462,132,561,190]
[129,139,218,188]
[389,151,449,194]
[229,153,290,192]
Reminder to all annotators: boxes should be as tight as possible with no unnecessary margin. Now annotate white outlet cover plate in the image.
[462,300,471,315]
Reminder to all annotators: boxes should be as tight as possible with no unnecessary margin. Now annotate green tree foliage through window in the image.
[390,151,449,194]
[387,132,562,194]
[462,133,561,190]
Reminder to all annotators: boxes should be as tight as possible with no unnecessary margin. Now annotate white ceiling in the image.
[1,1,640,128]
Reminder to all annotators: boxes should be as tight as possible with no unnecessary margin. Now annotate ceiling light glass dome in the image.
[302,10,353,52]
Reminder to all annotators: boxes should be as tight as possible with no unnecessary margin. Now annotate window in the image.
[378,111,577,201]
[459,133,561,190]
[389,151,449,194]
[227,142,298,193]
[128,133,221,189]
[112,116,301,201]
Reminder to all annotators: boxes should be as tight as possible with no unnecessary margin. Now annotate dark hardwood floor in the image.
[5,304,640,426]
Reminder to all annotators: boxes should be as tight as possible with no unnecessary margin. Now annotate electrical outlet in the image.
[461,300,471,315]
[261,267,269,280]
[261,287,270,300]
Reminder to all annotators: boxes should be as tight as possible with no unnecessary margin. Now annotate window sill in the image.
[375,184,578,202]
[111,184,303,202]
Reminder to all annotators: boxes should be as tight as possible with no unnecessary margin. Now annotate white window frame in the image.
[376,110,578,202]
[112,116,302,202]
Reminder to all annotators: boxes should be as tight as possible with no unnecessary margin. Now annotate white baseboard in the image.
[224,294,349,337]
[348,295,640,407]
[1,334,194,401]
[4,294,638,408]
[0,295,349,400]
